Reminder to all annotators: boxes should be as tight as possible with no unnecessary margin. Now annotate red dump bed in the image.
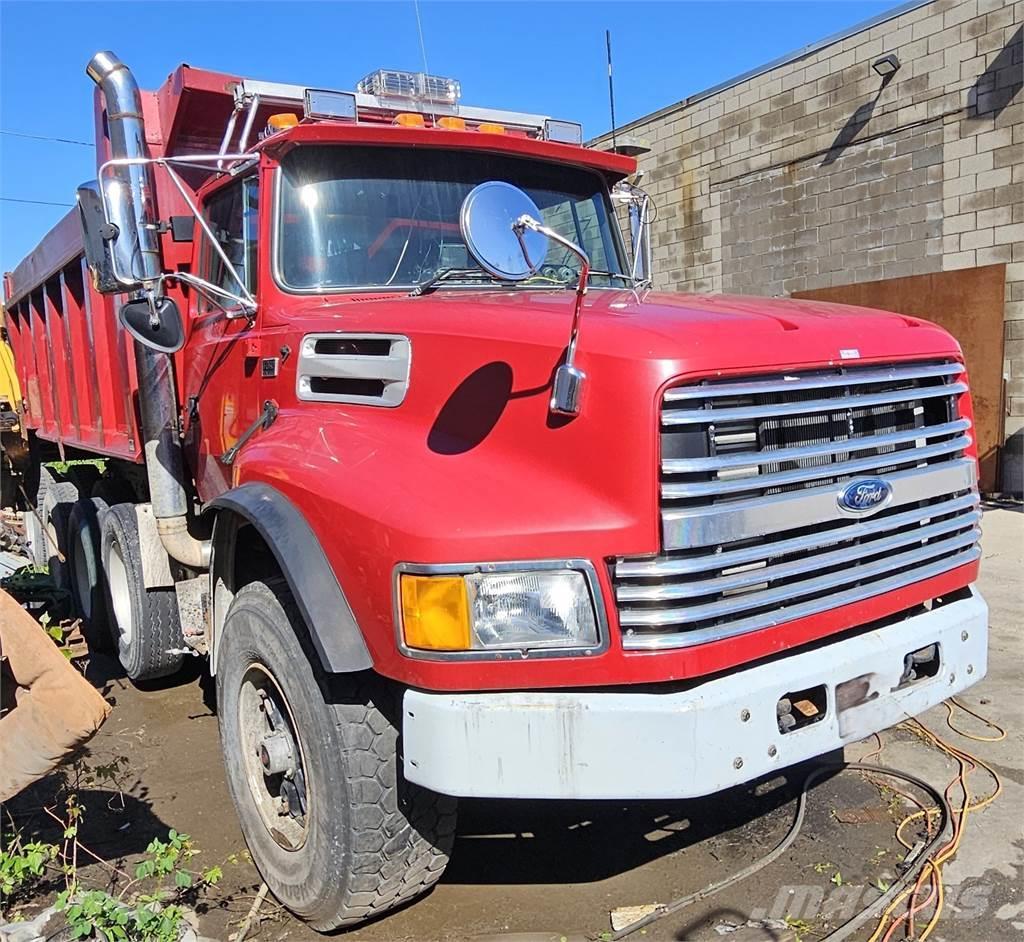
[3,230,143,460]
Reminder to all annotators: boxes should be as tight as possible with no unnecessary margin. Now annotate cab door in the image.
[181,175,262,500]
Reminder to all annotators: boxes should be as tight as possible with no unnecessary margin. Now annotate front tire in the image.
[217,579,457,930]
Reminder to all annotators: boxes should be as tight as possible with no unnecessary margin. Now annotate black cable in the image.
[608,761,951,941]
[0,129,92,147]
[0,197,75,208]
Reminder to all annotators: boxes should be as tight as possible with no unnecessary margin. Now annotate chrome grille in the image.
[616,361,980,650]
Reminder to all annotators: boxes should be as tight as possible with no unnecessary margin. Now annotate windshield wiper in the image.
[517,269,633,287]
[590,270,633,284]
[410,266,632,297]
[409,268,491,297]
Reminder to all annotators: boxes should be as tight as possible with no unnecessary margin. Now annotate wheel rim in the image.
[44,520,59,569]
[106,538,133,645]
[238,663,309,850]
[24,510,44,566]
[72,529,93,620]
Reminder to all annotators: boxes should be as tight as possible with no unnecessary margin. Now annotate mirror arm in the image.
[514,214,590,417]
[161,272,256,318]
[98,154,258,308]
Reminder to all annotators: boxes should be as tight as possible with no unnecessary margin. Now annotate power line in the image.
[0,129,92,147]
[1,197,75,208]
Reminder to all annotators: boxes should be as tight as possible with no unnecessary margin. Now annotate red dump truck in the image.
[2,52,988,929]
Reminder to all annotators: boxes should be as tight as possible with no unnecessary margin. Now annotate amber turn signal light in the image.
[400,574,471,650]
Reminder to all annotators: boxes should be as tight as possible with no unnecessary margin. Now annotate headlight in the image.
[399,565,600,654]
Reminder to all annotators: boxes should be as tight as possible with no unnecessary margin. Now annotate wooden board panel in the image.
[793,265,1006,492]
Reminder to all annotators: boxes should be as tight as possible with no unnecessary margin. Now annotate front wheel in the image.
[216,579,457,930]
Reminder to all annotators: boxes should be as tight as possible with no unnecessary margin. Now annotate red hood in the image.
[273,287,962,380]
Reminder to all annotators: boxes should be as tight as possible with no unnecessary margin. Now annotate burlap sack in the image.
[0,589,111,802]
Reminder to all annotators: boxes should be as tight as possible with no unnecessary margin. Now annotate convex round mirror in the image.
[460,181,549,280]
[119,296,185,354]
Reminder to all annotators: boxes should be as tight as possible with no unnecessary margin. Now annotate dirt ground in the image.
[4,505,1021,942]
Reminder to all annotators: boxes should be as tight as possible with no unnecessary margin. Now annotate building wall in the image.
[597,0,1023,490]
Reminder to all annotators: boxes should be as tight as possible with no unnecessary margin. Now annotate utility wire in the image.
[1,197,74,208]
[0,129,92,147]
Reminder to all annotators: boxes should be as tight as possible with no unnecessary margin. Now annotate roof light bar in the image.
[357,69,461,105]
[543,119,584,145]
[304,88,357,121]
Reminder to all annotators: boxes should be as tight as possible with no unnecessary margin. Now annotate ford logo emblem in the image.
[838,478,892,515]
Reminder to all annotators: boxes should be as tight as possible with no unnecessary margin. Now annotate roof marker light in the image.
[394,112,427,128]
[437,116,466,131]
[267,113,299,131]
[478,122,506,135]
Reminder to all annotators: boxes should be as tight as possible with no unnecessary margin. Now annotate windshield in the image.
[276,145,628,291]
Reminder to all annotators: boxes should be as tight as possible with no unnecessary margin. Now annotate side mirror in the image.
[459,181,549,279]
[76,181,125,294]
[119,296,185,353]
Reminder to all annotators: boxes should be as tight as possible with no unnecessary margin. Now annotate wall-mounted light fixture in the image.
[872,54,901,78]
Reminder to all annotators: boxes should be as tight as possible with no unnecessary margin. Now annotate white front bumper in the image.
[402,589,988,799]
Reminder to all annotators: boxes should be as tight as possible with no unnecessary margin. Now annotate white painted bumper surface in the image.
[402,589,987,799]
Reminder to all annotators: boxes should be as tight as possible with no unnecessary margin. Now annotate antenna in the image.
[412,0,436,124]
[606,29,618,153]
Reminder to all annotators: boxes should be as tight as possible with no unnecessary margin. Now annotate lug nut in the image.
[768,745,778,758]
[961,631,969,641]
[733,757,744,769]
[740,709,751,722]
[949,673,956,684]
[967,664,974,675]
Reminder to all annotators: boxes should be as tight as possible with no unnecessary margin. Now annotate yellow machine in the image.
[1,307,24,508]
[1,307,21,427]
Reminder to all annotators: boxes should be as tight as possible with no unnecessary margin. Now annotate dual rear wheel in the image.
[28,470,184,681]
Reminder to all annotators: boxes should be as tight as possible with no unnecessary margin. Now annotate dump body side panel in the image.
[4,245,143,461]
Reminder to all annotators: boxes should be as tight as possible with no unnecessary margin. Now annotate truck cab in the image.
[2,54,987,932]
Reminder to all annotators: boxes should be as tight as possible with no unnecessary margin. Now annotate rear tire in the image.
[217,579,457,930]
[100,503,184,680]
[68,497,112,651]
[31,467,78,591]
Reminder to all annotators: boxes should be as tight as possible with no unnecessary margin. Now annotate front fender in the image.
[206,483,373,674]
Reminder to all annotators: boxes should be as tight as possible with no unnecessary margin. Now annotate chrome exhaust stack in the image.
[87,51,210,570]
[86,51,163,287]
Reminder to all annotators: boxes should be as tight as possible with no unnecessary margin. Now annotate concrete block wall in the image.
[596,0,1023,490]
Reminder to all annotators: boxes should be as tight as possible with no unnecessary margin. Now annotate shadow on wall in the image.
[968,24,1023,121]
[821,72,895,166]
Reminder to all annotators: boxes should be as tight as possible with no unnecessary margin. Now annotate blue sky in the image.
[1,0,900,277]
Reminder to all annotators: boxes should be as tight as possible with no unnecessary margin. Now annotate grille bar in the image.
[620,547,981,650]
[617,360,978,650]
[619,527,978,628]
[663,458,976,550]
[663,362,963,402]
[618,492,979,578]
[618,512,981,602]
[663,418,971,474]
[662,433,971,499]
[662,382,967,425]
